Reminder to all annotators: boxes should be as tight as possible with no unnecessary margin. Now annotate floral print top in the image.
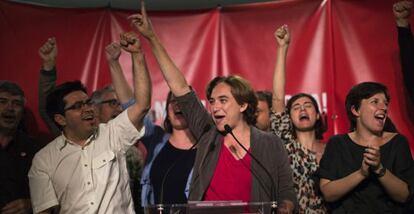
[270,111,327,214]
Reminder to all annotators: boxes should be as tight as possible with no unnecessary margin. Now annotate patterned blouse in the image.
[270,111,327,214]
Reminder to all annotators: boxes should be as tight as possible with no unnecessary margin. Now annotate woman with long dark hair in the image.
[269,25,327,213]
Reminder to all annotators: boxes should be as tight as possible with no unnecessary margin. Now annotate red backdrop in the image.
[1,0,413,153]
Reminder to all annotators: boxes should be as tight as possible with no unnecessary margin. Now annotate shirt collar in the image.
[58,127,98,151]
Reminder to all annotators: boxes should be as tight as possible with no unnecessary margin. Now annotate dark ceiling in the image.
[10,0,276,11]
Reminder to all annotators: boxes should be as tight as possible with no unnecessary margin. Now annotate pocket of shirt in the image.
[92,151,116,169]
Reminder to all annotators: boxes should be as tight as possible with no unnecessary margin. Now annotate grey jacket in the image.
[176,90,297,206]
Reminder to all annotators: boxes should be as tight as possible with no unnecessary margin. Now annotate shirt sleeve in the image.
[38,67,60,136]
[28,152,59,213]
[318,136,340,180]
[392,135,414,202]
[269,110,294,142]
[176,89,214,141]
[107,110,145,154]
[398,26,414,103]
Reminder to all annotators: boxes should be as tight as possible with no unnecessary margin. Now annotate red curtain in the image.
[1,0,413,153]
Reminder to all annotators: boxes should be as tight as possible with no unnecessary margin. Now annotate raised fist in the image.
[274,25,290,47]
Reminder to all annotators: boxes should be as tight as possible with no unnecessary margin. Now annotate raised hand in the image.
[128,0,155,39]
[271,25,290,113]
[274,25,290,48]
[39,37,57,70]
[393,0,412,27]
[120,32,142,53]
[105,42,122,62]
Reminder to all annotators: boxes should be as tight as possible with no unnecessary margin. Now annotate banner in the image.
[1,0,413,153]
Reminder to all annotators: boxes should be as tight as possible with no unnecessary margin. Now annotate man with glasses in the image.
[38,39,123,135]
[0,80,41,214]
[37,37,145,213]
[29,32,151,214]
[90,86,122,123]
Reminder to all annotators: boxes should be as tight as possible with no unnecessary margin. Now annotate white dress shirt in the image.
[29,110,144,214]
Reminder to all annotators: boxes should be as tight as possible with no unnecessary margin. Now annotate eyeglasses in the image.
[0,97,24,108]
[64,99,93,111]
[99,99,120,107]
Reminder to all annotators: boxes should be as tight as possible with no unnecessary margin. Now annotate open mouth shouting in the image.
[173,109,185,121]
[213,114,225,125]
[82,113,94,120]
[1,112,18,125]
[374,112,386,126]
[174,110,183,115]
[299,113,310,121]
[1,112,20,126]
[82,112,97,125]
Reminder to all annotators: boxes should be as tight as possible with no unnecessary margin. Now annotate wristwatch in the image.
[373,165,386,178]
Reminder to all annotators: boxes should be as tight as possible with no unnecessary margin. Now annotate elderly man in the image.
[0,81,41,214]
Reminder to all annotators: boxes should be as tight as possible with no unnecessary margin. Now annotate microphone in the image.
[224,124,277,213]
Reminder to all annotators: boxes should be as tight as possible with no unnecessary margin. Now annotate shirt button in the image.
[84,164,88,167]
[87,181,91,185]
[90,202,94,205]
[102,159,106,162]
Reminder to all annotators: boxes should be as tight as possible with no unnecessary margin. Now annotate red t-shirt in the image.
[204,142,252,202]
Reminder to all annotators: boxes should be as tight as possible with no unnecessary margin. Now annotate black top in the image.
[150,141,196,205]
[0,130,41,208]
[318,134,414,214]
